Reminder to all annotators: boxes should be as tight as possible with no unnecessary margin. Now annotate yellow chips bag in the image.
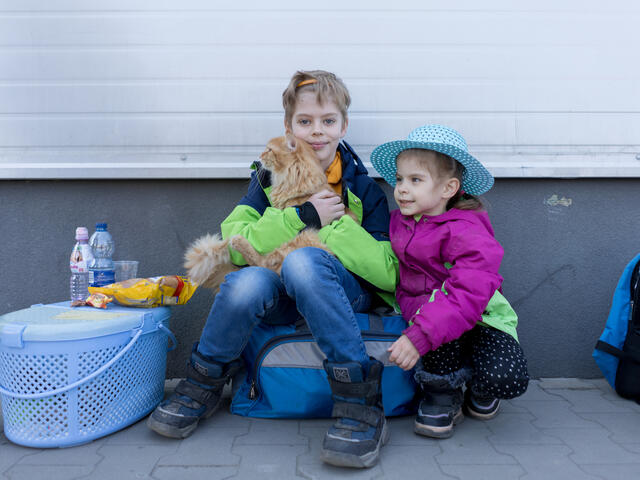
[88,276,198,307]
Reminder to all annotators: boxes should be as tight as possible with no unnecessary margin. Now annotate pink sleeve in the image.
[403,227,504,355]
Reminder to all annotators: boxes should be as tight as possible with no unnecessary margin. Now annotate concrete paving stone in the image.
[578,412,640,444]
[3,464,95,480]
[0,440,34,472]
[539,378,599,390]
[440,464,526,480]
[152,465,238,480]
[580,464,640,480]
[554,389,636,413]
[75,444,178,480]
[231,444,307,480]
[13,438,106,466]
[105,417,182,446]
[585,378,612,390]
[380,445,450,479]
[298,418,334,429]
[234,418,307,445]
[493,444,601,480]
[157,427,245,467]
[296,427,335,466]
[385,416,442,447]
[435,420,517,465]
[486,413,564,445]
[498,399,530,413]
[524,401,602,429]
[597,389,640,413]
[620,443,640,454]
[201,405,253,429]
[607,399,640,414]
[510,380,567,402]
[543,427,640,464]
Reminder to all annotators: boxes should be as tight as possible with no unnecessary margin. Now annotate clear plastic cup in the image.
[114,261,139,283]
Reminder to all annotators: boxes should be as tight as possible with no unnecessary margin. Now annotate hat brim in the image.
[370,140,494,195]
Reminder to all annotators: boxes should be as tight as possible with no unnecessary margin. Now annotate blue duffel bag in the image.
[231,310,417,418]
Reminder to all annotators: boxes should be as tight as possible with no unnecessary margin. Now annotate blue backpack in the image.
[231,310,417,418]
[593,254,640,401]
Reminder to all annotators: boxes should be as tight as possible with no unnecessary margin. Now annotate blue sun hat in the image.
[370,124,494,195]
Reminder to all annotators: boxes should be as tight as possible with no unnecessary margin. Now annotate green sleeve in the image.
[317,215,399,292]
[220,204,306,265]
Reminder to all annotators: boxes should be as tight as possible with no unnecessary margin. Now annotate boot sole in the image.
[146,415,199,439]
[146,403,221,439]
[320,419,390,468]
[464,401,500,421]
[414,408,464,439]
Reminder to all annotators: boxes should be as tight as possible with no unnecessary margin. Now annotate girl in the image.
[371,124,529,438]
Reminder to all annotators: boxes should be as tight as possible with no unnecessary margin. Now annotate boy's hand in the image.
[388,334,420,371]
[308,190,345,226]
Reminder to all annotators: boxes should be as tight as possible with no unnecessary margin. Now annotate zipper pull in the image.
[249,380,257,400]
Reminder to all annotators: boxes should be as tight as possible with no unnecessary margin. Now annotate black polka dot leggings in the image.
[420,325,529,399]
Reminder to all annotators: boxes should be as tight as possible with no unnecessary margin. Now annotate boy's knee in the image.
[281,247,332,285]
[219,266,281,307]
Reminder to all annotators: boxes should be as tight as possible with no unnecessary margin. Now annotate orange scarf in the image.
[325,152,342,196]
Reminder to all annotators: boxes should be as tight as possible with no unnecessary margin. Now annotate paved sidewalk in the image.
[2,378,640,479]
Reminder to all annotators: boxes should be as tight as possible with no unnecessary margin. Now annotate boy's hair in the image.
[282,70,351,128]
[397,149,484,211]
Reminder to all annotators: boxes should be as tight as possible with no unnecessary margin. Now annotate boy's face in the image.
[286,91,347,170]
[394,153,455,217]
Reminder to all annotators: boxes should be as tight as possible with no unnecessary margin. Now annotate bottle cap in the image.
[75,227,89,240]
[95,222,108,231]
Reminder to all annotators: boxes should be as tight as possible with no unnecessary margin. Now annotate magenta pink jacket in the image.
[390,208,504,355]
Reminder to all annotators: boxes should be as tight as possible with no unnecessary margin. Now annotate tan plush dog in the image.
[184,135,355,290]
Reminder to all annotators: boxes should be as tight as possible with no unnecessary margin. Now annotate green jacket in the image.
[221,142,398,303]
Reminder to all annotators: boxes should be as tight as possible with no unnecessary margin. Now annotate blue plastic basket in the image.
[0,302,176,448]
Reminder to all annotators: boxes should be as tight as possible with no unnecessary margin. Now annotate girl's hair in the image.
[282,70,351,128]
[397,149,484,211]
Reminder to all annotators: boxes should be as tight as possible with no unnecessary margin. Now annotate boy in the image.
[147,70,397,468]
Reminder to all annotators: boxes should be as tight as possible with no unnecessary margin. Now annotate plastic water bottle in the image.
[88,222,115,287]
[70,227,94,302]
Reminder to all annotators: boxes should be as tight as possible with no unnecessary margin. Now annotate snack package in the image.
[85,293,113,309]
[88,275,197,308]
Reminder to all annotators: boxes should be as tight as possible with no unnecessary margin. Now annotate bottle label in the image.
[70,244,94,273]
[90,270,115,287]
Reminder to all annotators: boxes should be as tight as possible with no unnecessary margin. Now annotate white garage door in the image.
[1,0,638,178]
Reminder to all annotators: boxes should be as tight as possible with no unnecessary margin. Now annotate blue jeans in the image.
[198,247,372,368]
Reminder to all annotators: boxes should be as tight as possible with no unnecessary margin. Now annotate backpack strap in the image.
[595,340,625,358]
[596,339,640,364]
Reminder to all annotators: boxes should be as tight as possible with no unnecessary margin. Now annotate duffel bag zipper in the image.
[248,330,399,400]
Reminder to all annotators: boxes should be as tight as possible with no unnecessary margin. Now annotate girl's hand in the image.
[388,334,420,371]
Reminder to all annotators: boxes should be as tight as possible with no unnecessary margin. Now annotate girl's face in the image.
[394,153,454,217]
[287,91,347,170]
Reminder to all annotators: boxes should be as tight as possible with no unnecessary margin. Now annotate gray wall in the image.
[2,178,639,379]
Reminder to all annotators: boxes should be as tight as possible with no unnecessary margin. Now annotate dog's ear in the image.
[285,134,297,152]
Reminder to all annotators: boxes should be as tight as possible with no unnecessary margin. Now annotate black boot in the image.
[463,387,501,420]
[320,358,388,468]
[414,368,470,439]
[147,344,242,439]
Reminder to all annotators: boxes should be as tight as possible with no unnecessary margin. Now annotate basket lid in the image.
[0,302,168,346]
